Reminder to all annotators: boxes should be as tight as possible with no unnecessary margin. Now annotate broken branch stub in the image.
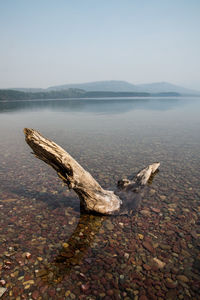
[24,128,160,215]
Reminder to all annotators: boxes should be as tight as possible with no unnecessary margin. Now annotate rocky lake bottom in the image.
[0,98,200,299]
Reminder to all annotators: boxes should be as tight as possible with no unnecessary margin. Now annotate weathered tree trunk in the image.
[24,128,160,215]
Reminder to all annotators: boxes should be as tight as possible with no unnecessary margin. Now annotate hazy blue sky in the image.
[0,0,200,89]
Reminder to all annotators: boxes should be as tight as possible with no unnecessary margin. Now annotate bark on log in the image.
[24,128,160,215]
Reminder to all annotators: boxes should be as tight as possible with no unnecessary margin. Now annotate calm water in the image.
[0,98,200,299]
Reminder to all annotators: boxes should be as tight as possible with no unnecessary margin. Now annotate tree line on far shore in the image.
[0,88,180,101]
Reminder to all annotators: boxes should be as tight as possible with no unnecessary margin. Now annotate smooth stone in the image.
[140,209,150,216]
[60,251,74,258]
[176,275,189,283]
[25,252,31,259]
[153,258,166,268]
[172,253,179,257]
[143,264,151,271]
[81,282,90,292]
[138,234,144,240]
[23,280,34,285]
[35,269,48,277]
[37,257,43,261]
[124,253,129,259]
[165,278,178,289]
[160,244,171,250]
[151,207,160,213]
[0,280,6,286]
[65,291,71,297]
[143,241,155,253]
[150,189,156,195]
[165,230,174,236]
[24,285,30,289]
[105,221,114,231]
[62,243,69,248]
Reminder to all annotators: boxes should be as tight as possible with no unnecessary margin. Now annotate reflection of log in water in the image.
[55,213,105,264]
[36,213,106,284]
[34,186,154,283]
[37,187,149,283]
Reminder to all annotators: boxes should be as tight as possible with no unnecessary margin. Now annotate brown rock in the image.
[165,278,178,289]
[143,241,155,254]
[176,275,189,283]
[151,207,160,213]
[153,258,166,269]
[165,230,174,236]
[35,269,48,278]
[105,221,114,230]
[160,244,171,250]
[81,282,90,292]
[32,290,39,300]
[0,280,6,286]
[140,209,150,216]
[143,264,151,271]
[25,252,31,259]
[60,251,74,258]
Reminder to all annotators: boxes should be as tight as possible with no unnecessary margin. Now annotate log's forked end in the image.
[137,162,160,185]
[118,162,160,189]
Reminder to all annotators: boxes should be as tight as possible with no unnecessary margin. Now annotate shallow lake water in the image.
[0,97,200,299]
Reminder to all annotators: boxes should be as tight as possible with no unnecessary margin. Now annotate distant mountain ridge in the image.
[5,80,200,95]
[47,81,138,92]
[47,80,200,95]
[137,82,199,94]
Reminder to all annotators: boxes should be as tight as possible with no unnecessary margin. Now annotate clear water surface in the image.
[0,97,200,299]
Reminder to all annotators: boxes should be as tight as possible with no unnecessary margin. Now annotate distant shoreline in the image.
[1,96,199,104]
[0,88,187,101]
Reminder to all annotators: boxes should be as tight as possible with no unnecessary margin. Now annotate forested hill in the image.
[0,88,180,101]
[0,89,85,101]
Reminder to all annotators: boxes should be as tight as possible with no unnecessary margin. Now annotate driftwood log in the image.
[24,128,160,215]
